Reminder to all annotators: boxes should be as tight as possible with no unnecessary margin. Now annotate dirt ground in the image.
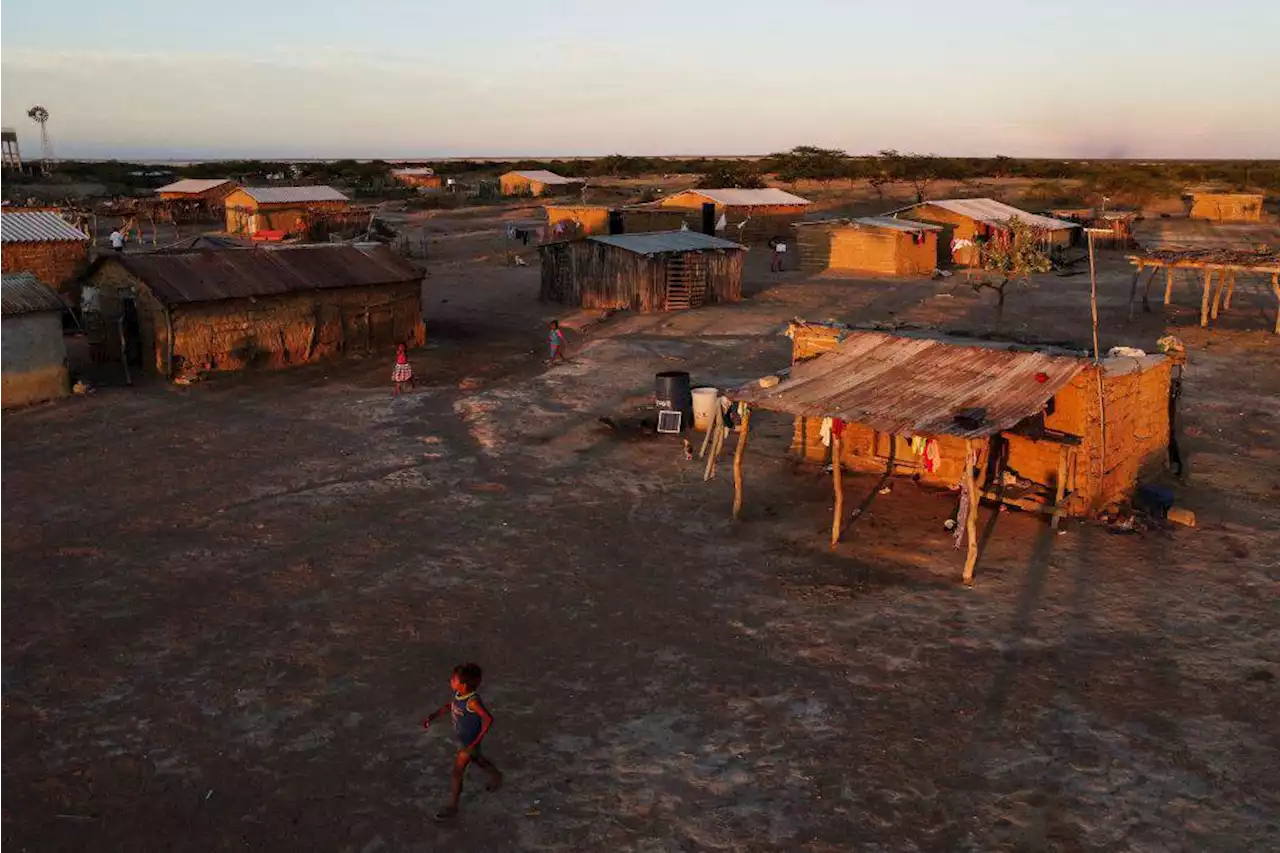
[4,204,1280,852]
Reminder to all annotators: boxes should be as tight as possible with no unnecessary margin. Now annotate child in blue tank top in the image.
[422,662,502,821]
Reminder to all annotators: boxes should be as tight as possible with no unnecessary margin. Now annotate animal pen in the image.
[725,324,1173,584]
[795,217,941,276]
[83,243,424,378]
[538,231,744,312]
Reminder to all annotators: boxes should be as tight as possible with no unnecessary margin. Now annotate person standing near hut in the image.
[547,320,566,365]
[770,237,787,273]
[392,343,415,395]
[109,229,126,253]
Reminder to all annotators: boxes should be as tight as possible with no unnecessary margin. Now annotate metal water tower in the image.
[1,127,21,170]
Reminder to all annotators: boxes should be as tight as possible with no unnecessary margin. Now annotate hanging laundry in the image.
[954,443,978,549]
[715,213,727,232]
[830,418,846,440]
[923,439,941,473]
[819,417,834,447]
[910,435,927,455]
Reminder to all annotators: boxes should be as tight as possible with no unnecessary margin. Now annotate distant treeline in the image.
[14,147,1279,210]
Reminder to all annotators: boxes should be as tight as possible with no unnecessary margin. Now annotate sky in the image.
[2,0,1278,160]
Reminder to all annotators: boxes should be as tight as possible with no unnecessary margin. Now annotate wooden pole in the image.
[962,440,981,586]
[1210,268,1227,322]
[1140,267,1157,314]
[830,435,844,548]
[1200,268,1212,328]
[1127,262,1141,321]
[1164,267,1174,305]
[1088,232,1101,362]
[1272,273,1280,335]
[1223,269,1236,311]
[732,405,751,519]
[1051,445,1069,531]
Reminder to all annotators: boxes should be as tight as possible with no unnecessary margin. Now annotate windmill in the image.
[27,105,53,171]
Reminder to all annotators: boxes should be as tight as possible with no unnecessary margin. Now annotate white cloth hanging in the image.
[819,417,834,447]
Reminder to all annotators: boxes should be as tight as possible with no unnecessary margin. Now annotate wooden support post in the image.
[1272,273,1280,335]
[961,440,982,586]
[732,405,751,519]
[1210,268,1227,322]
[1164,267,1174,305]
[830,435,844,548]
[1200,268,1212,328]
[1127,264,1141,321]
[1141,267,1158,314]
[1223,270,1236,311]
[1051,445,1069,531]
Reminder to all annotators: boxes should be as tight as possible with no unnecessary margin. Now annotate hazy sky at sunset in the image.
[3,0,1277,159]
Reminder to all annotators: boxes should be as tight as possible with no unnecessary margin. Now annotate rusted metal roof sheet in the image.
[1,210,89,243]
[901,198,1078,233]
[108,243,419,306]
[732,330,1087,439]
[590,231,744,255]
[238,186,348,204]
[2,272,65,316]
[155,178,235,194]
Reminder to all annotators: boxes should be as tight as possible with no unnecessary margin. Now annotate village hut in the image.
[223,186,350,238]
[897,198,1078,266]
[2,273,70,408]
[499,170,585,197]
[391,168,443,191]
[1187,192,1264,222]
[795,217,942,276]
[1,210,91,296]
[657,188,811,243]
[539,231,744,312]
[726,323,1173,584]
[156,178,238,205]
[83,243,424,378]
[543,204,692,239]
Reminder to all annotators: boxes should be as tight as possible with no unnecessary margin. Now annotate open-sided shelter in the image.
[1187,192,1264,222]
[1,210,90,296]
[897,198,1078,266]
[795,217,942,276]
[658,188,811,243]
[539,231,744,312]
[727,323,1173,583]
[84,243,424,377]
[2,272,69,408]
[224,186,350,237]
[543,204,691,239]
[499,170,584,197]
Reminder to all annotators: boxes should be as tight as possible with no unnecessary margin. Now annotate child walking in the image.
[422,663,502,821]
[546,320,566,364]
[392,343,415,395]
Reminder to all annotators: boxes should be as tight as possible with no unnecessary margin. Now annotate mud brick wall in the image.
[1,241,89,294]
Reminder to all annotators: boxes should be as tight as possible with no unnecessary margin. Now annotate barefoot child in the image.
[547,320,566,364]
[392,344,415,395]
[422,663,502,820]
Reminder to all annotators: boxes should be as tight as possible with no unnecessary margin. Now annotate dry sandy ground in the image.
[3,217,1279,852]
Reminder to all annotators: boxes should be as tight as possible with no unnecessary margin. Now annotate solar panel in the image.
[656,410,683,434]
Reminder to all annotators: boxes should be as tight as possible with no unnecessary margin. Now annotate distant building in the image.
[1187,192,1264,223]
[223,186,350,237]
[84,243,424,377]
[657,188,811,243]
[543,204,691,239]
[156,178,239,204]
[2,273,69,408]
[0,210,91,296]
[391,168,443,191]
[795,217,943,276]
[499,170,584,197]
[539,231,744,312]
[896,198,1078,266]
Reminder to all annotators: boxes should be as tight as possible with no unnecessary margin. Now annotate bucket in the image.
[654,371,693,431]
[691,387,719,431]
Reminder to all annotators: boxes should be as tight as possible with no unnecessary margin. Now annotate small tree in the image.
[697,165,766,189]
[974,217,1052,317]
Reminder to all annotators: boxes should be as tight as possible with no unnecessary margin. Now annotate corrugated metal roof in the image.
[2,272,65,316]
[732,330,1087,439]
[589,231,745,255]
[1,211,90,243]
[904,198,1078,232]
[796,216,943,233]
[155,178,235,194]
[103,243,419,306]
[392,167,436,176]
[678,188,812,207]
[237,186,349,204]
[507,170,581,185]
